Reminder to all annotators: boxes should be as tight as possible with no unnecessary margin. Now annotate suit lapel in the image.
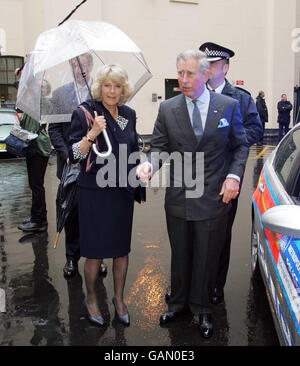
[171,94,198,148]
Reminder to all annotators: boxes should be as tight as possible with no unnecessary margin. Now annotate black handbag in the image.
[5,125,42,157]
[5,134,37,157]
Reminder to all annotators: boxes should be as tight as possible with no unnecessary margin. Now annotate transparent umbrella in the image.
[16,19,152,156]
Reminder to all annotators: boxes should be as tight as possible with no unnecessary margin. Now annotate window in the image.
[0,55,23,106]
[273,127,300,194]
[0,56,23,85]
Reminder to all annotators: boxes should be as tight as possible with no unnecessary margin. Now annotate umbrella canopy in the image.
[54,162,80,248]
[16,20,152,124]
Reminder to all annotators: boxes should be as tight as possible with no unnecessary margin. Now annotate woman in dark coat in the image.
[68,64,144,326]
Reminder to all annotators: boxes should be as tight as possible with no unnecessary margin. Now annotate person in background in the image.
[277,93,293,142]
[256,91,268,145]
[15,67,52,233]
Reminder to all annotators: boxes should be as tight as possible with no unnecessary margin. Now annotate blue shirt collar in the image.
[185,87,210,105]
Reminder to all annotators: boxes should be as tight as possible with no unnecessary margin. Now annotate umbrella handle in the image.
[92,129,112,158]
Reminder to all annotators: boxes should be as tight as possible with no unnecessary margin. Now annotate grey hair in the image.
[91,64,133,106]
[176,50,209,74]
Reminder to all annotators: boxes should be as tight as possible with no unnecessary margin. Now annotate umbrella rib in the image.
[90,51,105,65]
[132,52,152,74]
[58,0,87,26]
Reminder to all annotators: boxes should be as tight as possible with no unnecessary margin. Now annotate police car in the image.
[251,124,300,346]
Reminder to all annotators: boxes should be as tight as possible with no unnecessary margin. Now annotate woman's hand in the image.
[88,111,107,140]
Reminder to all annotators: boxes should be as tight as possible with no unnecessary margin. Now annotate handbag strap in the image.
[77,105,99,173]
[78,105,94,128]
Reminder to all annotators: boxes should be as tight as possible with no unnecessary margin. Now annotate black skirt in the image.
[78,187,135,259]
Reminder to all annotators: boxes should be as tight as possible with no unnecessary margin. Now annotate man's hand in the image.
[219,178,240,204]
[136,162,151,183]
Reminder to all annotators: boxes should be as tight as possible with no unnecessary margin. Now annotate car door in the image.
[252,125,300,346]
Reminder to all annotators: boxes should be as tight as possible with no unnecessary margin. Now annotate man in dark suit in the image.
[137,50,249,338]
[198,42,263,304]
[277,93,293,142]
[49,53,107,278]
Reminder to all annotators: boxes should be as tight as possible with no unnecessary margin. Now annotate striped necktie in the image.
[192,100,203,141]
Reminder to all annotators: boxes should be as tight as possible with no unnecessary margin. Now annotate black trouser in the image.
[215,172,245,291]
[166,213,228,315]
[259,121,265,144]
[278,121,290,142]
[26,153,49,223]
[215,197,238,290]
[64,202,80,263]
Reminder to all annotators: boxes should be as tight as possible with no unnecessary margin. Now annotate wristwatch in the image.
[86,135,95,143]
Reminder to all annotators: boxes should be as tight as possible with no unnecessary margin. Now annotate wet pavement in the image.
[0,145,280,347]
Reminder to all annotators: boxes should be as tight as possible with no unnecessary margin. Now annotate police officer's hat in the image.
[199,42,235,62]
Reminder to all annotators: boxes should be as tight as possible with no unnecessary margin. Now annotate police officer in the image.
[198,42,263,303]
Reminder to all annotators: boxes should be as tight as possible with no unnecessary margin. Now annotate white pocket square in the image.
[217,118,229,128]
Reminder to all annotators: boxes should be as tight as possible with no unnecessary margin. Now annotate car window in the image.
[273,128,300,192]
[0,112,18,125]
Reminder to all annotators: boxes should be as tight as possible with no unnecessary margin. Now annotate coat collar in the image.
[220,79,235,97]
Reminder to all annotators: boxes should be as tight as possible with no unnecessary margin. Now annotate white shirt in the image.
[207,80,226,94]
[75,78,93,102]
[185,87,210,130]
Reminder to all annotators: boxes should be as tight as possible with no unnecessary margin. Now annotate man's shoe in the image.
[19,232,48,244]
[18,221,47,233]
[211,288,224,304]
[165,286,171,303]
[159,311,181,325]
[199,313,213,339]
[63,259,78,278]
[99,262,108,276]
[22,218,48,226]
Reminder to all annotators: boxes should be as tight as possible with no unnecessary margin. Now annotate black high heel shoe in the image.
[83,298,104,326]
[112,297,130,326]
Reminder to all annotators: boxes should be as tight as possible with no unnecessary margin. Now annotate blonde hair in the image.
[91,64,133,106]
